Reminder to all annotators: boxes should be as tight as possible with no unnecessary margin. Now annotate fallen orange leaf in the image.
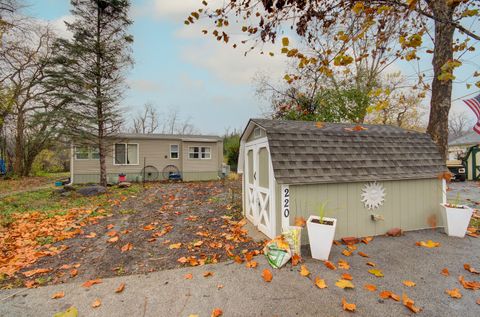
[70,269,78,278]
[92,298,101,308]
[342,249,353,257]
[342,298,356,312]
[446,288,462,299]
[211,308,223,317]
[121,242,133,253]
[458,275,480,290]
[402,280,416,287]
[324,261,337,270]
[23,268,51,277]
[246,261,258,268]
[361,236,373,244]
[115,282,125,293]
[51,291,65,299]
[184,273,193,279]
[82,279,102,288]
[464,263,480,274]
[106,230,117,237]
[234,255,244,264]
[335,279,355,289]
[203,271,214,277]
[366,262,376,267]
[441,268,449,276]
[294,217,306,227]
[338,259,350,270]
[300,265,310,277]
[364,284,377,292]
[358,252,369,258]
[368,269,384,277]
[402,293,421,313]
[107,236,119,243]
[380,290,399,301]
[314,277,327,289]
[262,269,273,282]
[416,240,440,248]
[169,243,182,249]
[342,273,353,280]
[143,224,156,231]
[315,122,324,128]
[291,254,302,266]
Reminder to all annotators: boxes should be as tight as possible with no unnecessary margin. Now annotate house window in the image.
[114,143,138,165]
[91,146,100,160]
[189,146,211,159]
[170,144,179,159]
[254,127,261,137]
[75,146,89,160]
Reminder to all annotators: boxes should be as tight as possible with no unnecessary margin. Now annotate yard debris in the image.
[441,268,450,276]
[361,236,373,244]
[77,185,106,197]
[357,252,369,258]
[263,237,291,269]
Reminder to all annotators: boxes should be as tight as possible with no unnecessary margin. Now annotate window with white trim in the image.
[91,146,100,160]
[75,146,89,160]
[189,146,211,159]
[114,143,138,165]
[170,144,179,159]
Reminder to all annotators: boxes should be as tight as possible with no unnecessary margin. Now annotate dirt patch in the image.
[1,179,263,289]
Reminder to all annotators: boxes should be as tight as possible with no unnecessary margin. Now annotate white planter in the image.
[441,203,473,238]
[306,215,337,260]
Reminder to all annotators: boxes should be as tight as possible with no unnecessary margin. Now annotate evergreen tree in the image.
[48,0,133,186]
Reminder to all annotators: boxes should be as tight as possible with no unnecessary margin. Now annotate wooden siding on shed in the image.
[280,178,443,243]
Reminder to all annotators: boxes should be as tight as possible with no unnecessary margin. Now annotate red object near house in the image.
[118,174,126,182]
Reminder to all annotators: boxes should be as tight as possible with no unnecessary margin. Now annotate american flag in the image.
[463,93,480,134]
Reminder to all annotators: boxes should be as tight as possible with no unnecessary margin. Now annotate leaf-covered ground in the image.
[0,179,262,289]
[0,173,69,196]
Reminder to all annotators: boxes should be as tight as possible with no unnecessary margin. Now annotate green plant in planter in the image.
[318,201,328,223]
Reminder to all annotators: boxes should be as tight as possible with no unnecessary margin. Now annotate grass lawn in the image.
[0,173,70,195]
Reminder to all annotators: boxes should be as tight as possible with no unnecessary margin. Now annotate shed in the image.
[238,119,446,241]
[463,145,480,180]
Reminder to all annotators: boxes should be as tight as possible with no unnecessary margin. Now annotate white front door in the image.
[245,141,275,238]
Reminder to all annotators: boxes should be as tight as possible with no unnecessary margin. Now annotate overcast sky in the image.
[26,0,480,135]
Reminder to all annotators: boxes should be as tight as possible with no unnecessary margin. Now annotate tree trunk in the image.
[426,1,455,161]
[13,110,24,175]
[96,3,107,187]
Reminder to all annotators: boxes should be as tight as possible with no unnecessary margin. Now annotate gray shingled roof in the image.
[112,133,222,142]
[448,131,480,146]
[250,119,445,185]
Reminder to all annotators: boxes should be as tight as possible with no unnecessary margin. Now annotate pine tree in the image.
[48,0,133,186]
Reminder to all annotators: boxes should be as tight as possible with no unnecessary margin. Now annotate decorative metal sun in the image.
[361,182,386,210]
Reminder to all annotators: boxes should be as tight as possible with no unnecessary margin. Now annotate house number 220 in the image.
[283,188,290,217]
[281,185,290,230]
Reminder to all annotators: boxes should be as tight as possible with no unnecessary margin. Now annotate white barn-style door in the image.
[245,141,275,238]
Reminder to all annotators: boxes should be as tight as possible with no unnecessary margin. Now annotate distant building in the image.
[448,131,480,160]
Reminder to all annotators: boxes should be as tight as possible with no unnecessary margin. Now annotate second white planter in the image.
[440,203,473,238]
[306,215,337,261]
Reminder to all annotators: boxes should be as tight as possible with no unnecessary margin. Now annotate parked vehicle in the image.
[446,160,466,182]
